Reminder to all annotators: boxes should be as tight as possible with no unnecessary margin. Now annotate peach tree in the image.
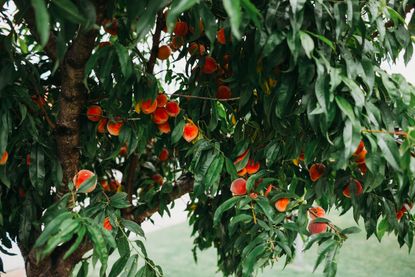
[1,0,415,276]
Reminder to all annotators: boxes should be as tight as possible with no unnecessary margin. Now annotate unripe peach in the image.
[158,122,171,134]
[275,198,290,212]
[97,118,108,133]
[159,148,169,161]
[87,105,103,122]
[216,85,232,99]
[103,217,112,231]
[156,93,168,107]
[309,163,325,182]
[165,101,180,117]
[0,151,8,165]
[141,99,158,114]
[217,28,226,45]
[152,174,164,186]
[308,219,327,234]
[174,21,189,37]
[230,178,247,196]
[245,159,260,175]
[73,169,96,193]
[183,122,199,142]
[202,56,218,74]
[152,108,169,125]
[107,118,123,136]
[308,206,325,219]
[157,45,171,60]
[343,179,363,198]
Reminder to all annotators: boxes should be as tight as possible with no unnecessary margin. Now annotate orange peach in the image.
[237,167,247,176]
[216,85,232,99]
[264,184,272,197]
[245,159,260,175]
[159,148,169,161]
[308,219,327,234]
[217,28,226,45]
[157,122,171,134]
[73,169,96,193]
[165,101,180,117]
[152,108,169,125]
[97,118,108,133]
[353,140,365,156]
[152,174,164,186]
[157,45,171,60]
[103,217,112,231]
[141,99,158,114]
[100,179,110,192]
[230,178,247,195]
[355,148,367,164]
[87,105,103,122]
[275,198,290,212]
[308,206,325,219]
[234,148,249,165]
[183,122,199,142]
[309,163,325,182]
[156,93,168,107]
[107,118,123,136]
[0,151,8,165]
[249,192,258,199]
[201,56,218,74]
[174,21,189,37]
[343,179,363,198]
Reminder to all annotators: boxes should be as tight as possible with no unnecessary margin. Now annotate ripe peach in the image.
[264,184,272,197]
[230,178,247,195]
[97,118,108,133]
[87,105,103,122]
[109,179,121,192]
[152,108,169,125]
[157,93,168,107]
[103,217,112,231]
[237,167,247,176]
[309,163,325,182]
[159,148,169,161]
[245,159,260,175]
[355,148,367,164]
[249,192,258,199]
[308,219,327,234]
[98,41,111,48]
[165,101,180,117]
[343,179,363,198]
[157,122,171,134]
[169,36,184,51]
[183,122,199,142]
[157,45,171,60]
[396,207,406,221]
[119,145,128,156]
[216,85,232,99]
[308,206,325,219]
[0,151,8,165]
[217,28,226,45]
[141,99,158,114]
[188,42,205,56]
[107,118,123,136]
[31,95,46,108]
[353,140,365,156]
[202,56,218,74]
[100,179,110,192]
[73,169,96,193]
[102,18,118,36]
[234,148,249,164]
[152,174,164,186]
[358,163,367,175]
[174,21,189,37]
[275,198,290,212]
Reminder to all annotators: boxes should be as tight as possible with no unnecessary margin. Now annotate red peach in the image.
[169,36,184,51]
[107,118,123,136]
[202,56,218,74]
[230,178,247,195]
[245,159,260,175]
[26,154,30,166]
[73,169,96,193]
[87,105,103,122]
[249,192,258,199]
[31,95,46,108]
[174,21,189,37]
[18,187,26,199]
[152,174,164,186]
[157,45,171,60]
[110,179,121,192]
[217,28,226,45]
[152,108,169,125]
[100,179,110,192]
[216,85,232,99]
[97,118,108,133]
[165,101,181,117]
[264,184,272,197]
[156,93,168,107]
[0,151,8,165]
[183,122,199,142]
[159,148,169,161]
[343,179,363,198]
[353,140,365,156]
[119,145,128,156]
[141,99,158,114]
[309,163,325,182]
[102,18,118,36]
[103,217,112,231]
[308,206,326,219]
[355,148,367,164]
[308,219,327,234]
[98,41,111,48]
[158,122,171,134]
[275,198,290,212]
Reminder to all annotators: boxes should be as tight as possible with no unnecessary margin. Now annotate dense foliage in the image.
[1,0,415,276]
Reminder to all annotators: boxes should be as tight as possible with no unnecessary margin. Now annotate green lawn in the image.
[84,211,415,276]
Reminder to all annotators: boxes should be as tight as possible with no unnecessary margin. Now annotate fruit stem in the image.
[250,202,257,224]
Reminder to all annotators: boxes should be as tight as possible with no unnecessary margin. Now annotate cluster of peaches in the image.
[86,105,124,136]
[233,149,260,177]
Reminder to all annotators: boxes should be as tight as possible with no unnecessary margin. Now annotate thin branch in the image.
[146,11,164,74]
[171,94,241,102]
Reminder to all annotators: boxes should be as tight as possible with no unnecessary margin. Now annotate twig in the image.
[171,94,241,102]
[146,11,164,74]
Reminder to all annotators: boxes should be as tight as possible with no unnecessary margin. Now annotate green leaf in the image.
[303,232,334,251]
[108,255,129,277]
[223,0,241,38]
[52,0,85,24]
[246,170,267,192]
[300,31,314,58]
[121,219,145,237]
[305,31,335,51]
[31,0,50,46]
[77,174,97,193]
[341,226,361,235]
[172,120,185,144]
[34,212,73,248]
[63,225,86,260]
[166,0,199,32]
[204,155,224,195]
[29,145,45,193]
[115,43,132,78]
[86,223,108,276]
[335,96,355,121]
[377,135,401,171]
[110,192,131,208]
[242,243,267,275]
[256,197,276,223]
[213,196,242,225]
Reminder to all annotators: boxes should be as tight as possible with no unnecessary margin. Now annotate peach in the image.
[353,140,365,156]
[103,217,112,231]
[97,118,108,133]
[26,154,30,166]
[249,192,258,199]
[237,168,247,176]
[100,179,110,192]
[107,118,123,136]
[358,163,367,175]
[152,108,169,125]
[264,184,272,197]
[230,178,247,195]
[157,122,171,134]
[275,198,290,212]
[216,85,232,99]
[152,174,164,186]
[188,42,205,56]
[98,41,111,48]
[73,169,96,193]
[308,206,325,219]
[119,145,128,156]
[201,56,218,74]
[169,36,184,51]
[396,207,406,221]
[87,105,103,122]
[174,21,189,37]
[308,219,327,234]
[141,99,158,114]
[102,18,118,36]
[245,159,260,175]
[109,179,121,192]
[165,101,180,117]
[159,148,169,161]
[183,122,199,142]
[157,45,171,60]
[156,93,168,107]
[0,151,8,165]
[217,28,226,45]
[343,179,363,198]
[134,102,141,114]
[234,148,249,164]
[31,95,46,108]
[355,148,367,164]
[309,163,325,182]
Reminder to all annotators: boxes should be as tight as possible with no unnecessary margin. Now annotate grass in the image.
[85,211,415,276]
